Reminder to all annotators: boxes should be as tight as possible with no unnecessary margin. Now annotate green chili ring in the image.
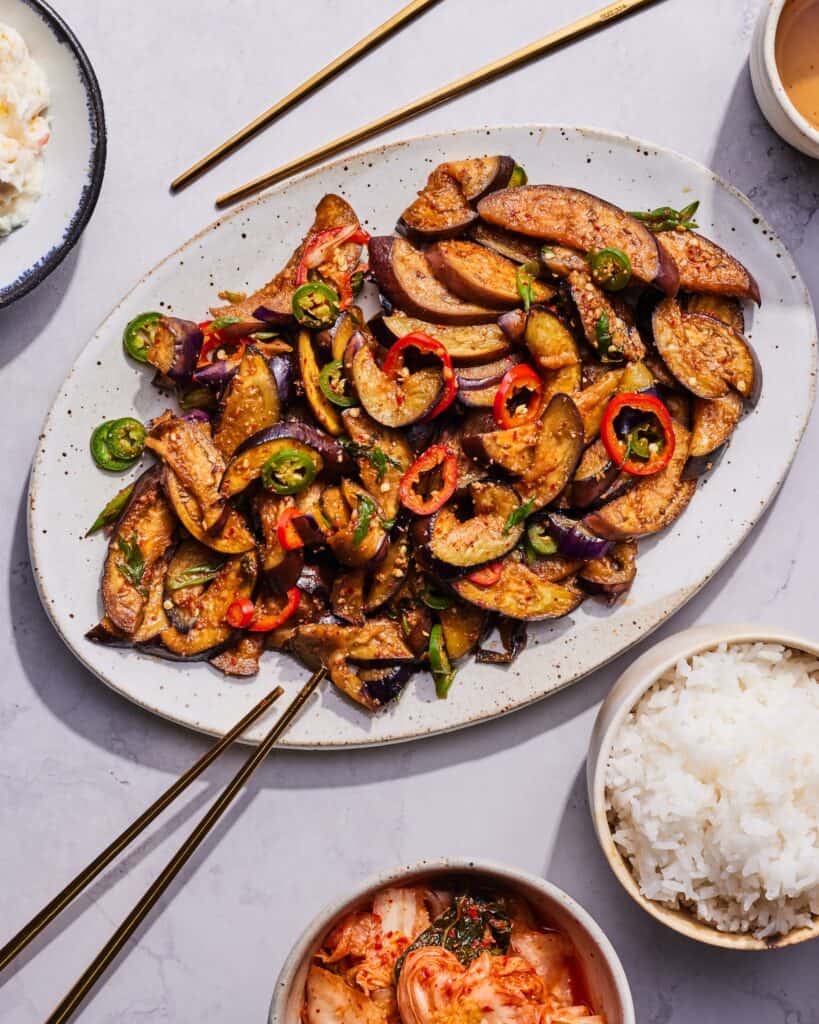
[429,624,455,699]
[261,448,318,495]
[122,312,161,363]
[292,282,340,329]
[106,418,147,461]
[319,359,357,407]
[90,422,139,472]
[508,164,528,188]
[526,521,558,557]
[588,247,632,292]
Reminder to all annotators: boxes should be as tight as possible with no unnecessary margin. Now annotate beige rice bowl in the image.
[605,642,819,939]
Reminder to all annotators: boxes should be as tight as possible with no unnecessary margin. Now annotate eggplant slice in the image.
[210,634,265,677]
[452,555,583,621]
[471,221,542,264]
[477,185,679,294]
[579,541,638,601]
[101,468,176,635]
[163,469,256,554]
[516,395,585,510]
[584,421,696,539]
[382,312,510,366]
[349,337,443,428]
[652,299,759,400]
[568,271,645,363]
[524,306,580,372]
[221,422,349,497]
[364,532,410,612]
[370,236,499,325]
[341,407,412,521]
[163,539,224,633]
[211,194,363,320]
[212,345,280,457]
[657,229,760,304]
[572,370,625,444]
[426,239,553,308]
[683,391,744,479]
[428,482,523,568]
[686,293,745,334]
[438,602,488,661]
[397,156,514,241]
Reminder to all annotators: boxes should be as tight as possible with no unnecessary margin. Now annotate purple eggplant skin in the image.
[498,309,527,343]
[85,620,131,647]
[252,305,294,326]
[136,637,233,663]
[269,353,296,407]
[296,562,334,603]
[146,317,202,383]
[192,359,238,387]
[232,422,352,477]
[361,664,413,707]
[456,352,523,391]
[547,513,612,560]
[266,549,304,592]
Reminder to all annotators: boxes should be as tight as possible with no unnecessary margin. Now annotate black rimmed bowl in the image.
[0,0,105,307]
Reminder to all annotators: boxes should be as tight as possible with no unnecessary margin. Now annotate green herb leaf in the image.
[515,262,539,313]
[343,440,402,482]
[395,894,512,978]
[594,311,622,362]
[209,316,242,330]
[503,499,535,534]
[352,494,377,547]
[167,563,223,592]
[116,534,146,595]
[421,587,453,611]
[85,483,135,537]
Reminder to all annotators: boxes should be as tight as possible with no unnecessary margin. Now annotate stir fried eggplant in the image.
[87,167,763,706]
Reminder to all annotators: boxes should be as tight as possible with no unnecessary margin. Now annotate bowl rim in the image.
[587,623,819,951]
[760,0,819,148]
[267,857,635,1024]
[0,0,107,308]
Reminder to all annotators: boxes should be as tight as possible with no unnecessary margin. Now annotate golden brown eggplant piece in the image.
[426,239,553,308]
[471,221,542,264]
[452,554,583,621]
[331,569,367,625]
[382,312,511,365]
[686,293,745,334]
[369,236,499,325]
[146,412,226,532]
[652,299,759,400]
[684,391,744,479]
[158,551,258,659]
[478,185,679,294]
[580,541,638,601]
[428,482,523,568]
[584,422,696,539]
[298,329,344,436]
[524,307,580,371]
[163,469,256,554]
[163,539,224,633]
[210,634,265,677]
[211,194,363,320]
[398,156,515,241]
[364,532,410,612]
[212,345,280,457]
[348,337,443,428]
[341,407,412,522]
[572,370,626,444]
[568,271,645,363]
[657,230,760,304]
[101,468,175,635]
[438,602,488,661]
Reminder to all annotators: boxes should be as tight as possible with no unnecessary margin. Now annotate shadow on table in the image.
[546,763,819,1023]
[0,245,81,370]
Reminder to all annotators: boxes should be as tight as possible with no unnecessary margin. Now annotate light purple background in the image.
[1,1,818,1020]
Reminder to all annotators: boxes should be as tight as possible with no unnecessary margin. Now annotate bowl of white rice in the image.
[587,625,819,949]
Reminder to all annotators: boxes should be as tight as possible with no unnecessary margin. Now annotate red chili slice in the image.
[467,561,504,586]
[225,597,255,629]
[493,364,544,429]
[601,391,676,476]
[398,445,458,515]
[295,224,371,286]
[276,507,305,551]
[383,332,457,420]
[248,587,301,632]
[197,320,248,367]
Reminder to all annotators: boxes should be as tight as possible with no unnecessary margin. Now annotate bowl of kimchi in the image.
[268,858,634,1024]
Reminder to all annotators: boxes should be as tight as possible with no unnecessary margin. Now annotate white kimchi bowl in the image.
[267,858,634,1024]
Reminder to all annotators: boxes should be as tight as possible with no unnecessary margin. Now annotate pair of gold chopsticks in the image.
[0,667,326,1024]
[172,0,664,207]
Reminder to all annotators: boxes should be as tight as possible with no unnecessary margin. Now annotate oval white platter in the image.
[27,125,817,748]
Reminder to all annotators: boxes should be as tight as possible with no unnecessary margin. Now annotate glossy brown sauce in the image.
[776,0,819,130]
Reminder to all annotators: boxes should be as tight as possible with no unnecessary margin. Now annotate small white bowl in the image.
[268,858,635,1024]
[750,0,819,159]
[587,624,819,950]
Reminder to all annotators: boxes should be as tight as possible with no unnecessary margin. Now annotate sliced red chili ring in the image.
[225,597,255,629]
[398,445,458,516]
[248,587,301,632]
[467,561,504,586]
[276,506,305,551]
[493,364,544,429]
[295,224,371,286]
[383,332,457,419]
[601,391,676,477]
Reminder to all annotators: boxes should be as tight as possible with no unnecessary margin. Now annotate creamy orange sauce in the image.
[776,0,819,130]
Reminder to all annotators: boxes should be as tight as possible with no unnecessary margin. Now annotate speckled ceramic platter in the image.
[27,126,817,748]
[0,0,106,307]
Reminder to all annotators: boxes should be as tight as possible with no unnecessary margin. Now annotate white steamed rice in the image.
[605,641,819,938]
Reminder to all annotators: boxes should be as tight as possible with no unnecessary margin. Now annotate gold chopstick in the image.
[171,0,443,191]
[44,667,326,1024]
[216,0,664,208]
[0,686,285,976]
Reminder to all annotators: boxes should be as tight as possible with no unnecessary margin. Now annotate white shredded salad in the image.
[606,641,819,938]
[0,22,50,236]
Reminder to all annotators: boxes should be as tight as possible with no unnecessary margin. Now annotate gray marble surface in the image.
[1,0,818,1020]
